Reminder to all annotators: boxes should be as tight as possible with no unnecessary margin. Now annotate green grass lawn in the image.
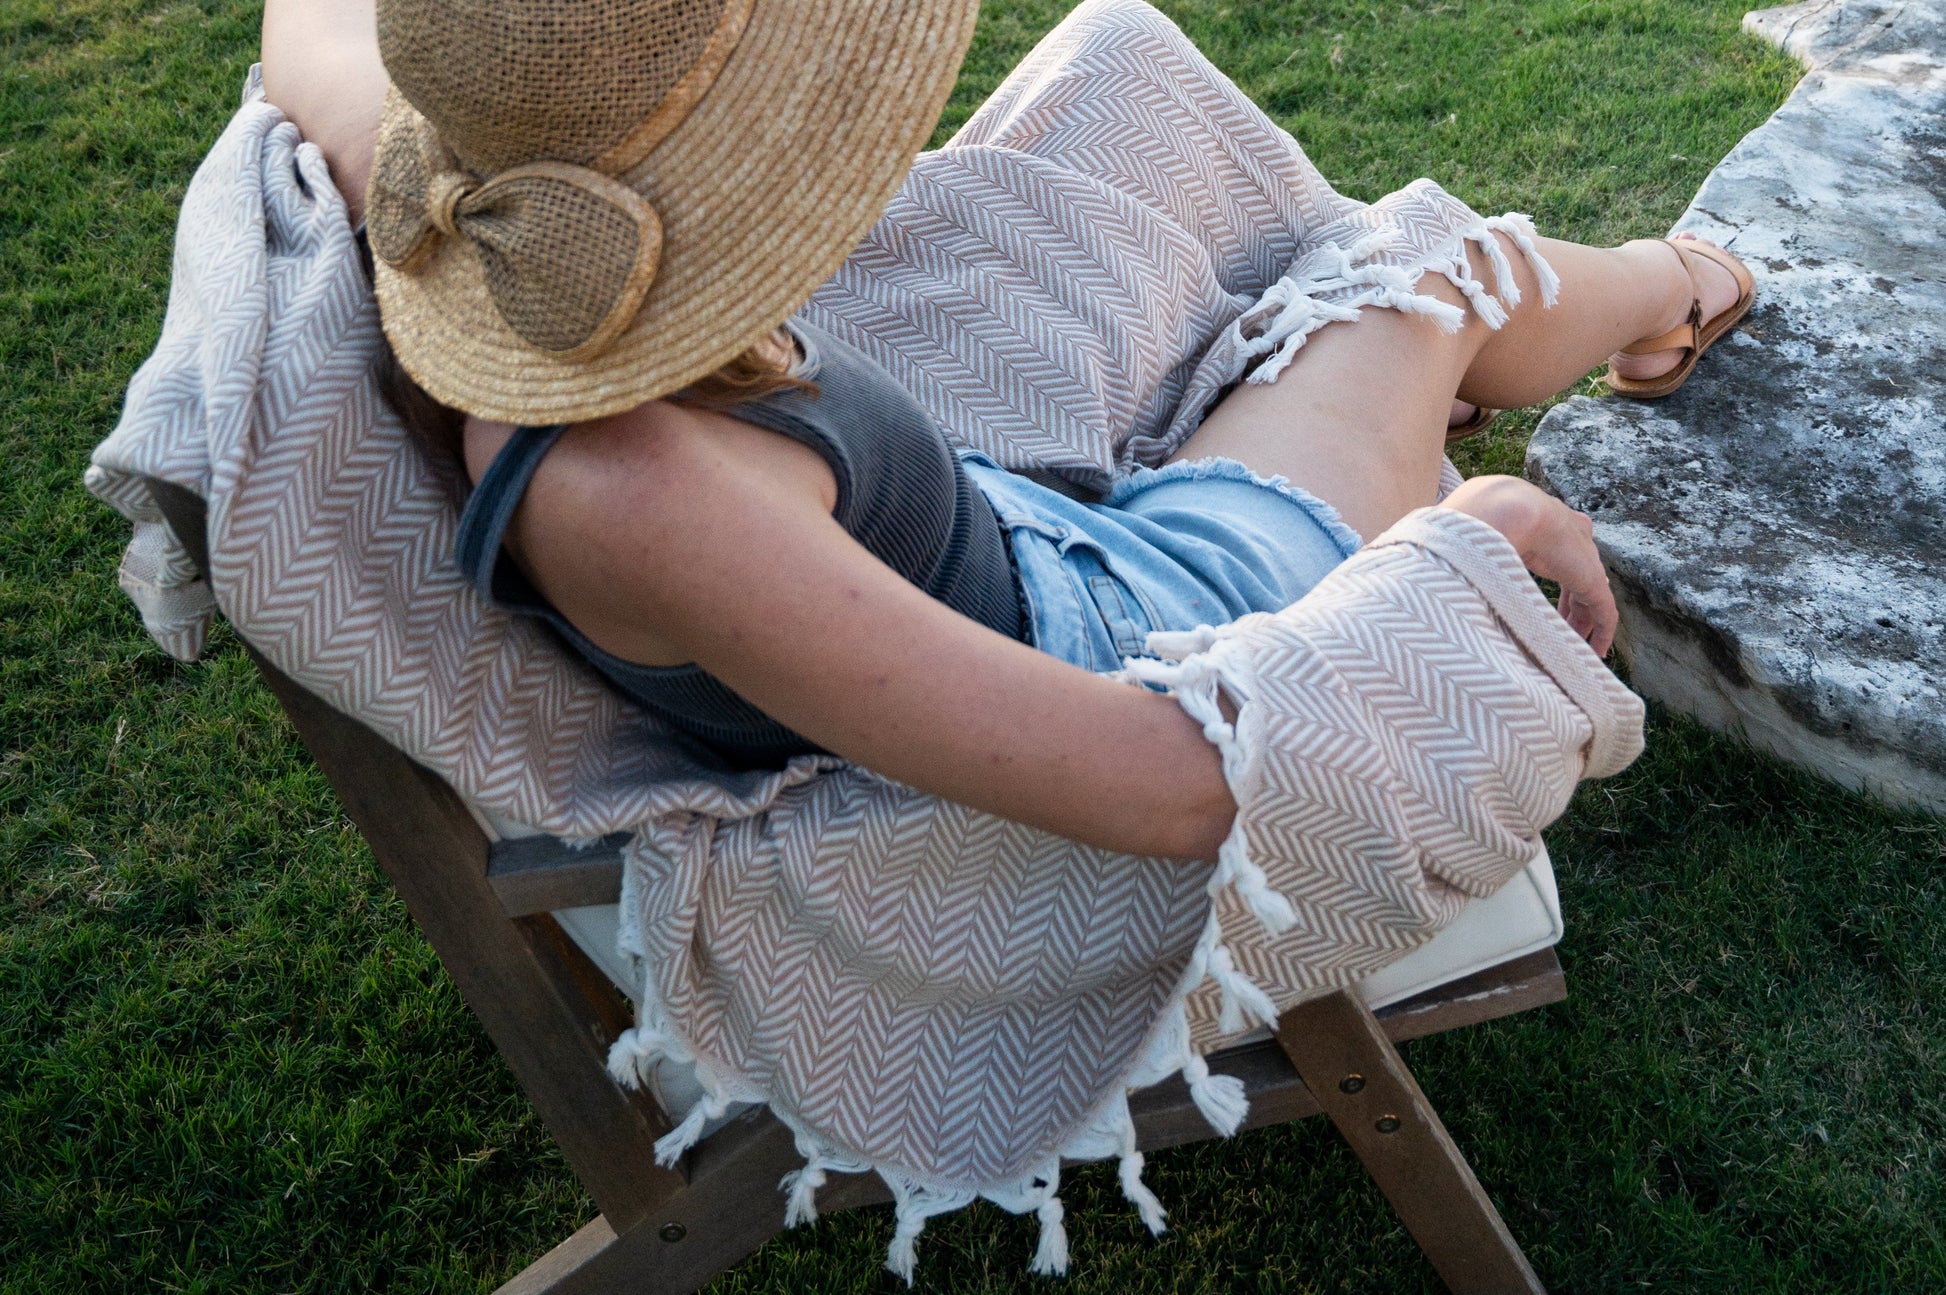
[4,1,1941,1291]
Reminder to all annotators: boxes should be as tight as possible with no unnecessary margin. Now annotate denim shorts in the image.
[961,454,1363,674]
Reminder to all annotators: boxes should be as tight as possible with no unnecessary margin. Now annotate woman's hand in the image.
[1437,475,1618,656]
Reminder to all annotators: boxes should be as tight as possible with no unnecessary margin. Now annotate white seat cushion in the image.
[1358,844,1561,1009]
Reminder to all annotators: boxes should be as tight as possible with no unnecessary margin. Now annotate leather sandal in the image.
[1445,403,1500,443]
[1604,237,1756,399]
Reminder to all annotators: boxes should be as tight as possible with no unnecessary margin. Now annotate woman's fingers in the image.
[1545,514,1617,656]
[1559,586,1617,657]
[1435,476,1617,656]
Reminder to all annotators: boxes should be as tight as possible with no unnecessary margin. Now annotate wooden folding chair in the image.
[148,478,1563,1295]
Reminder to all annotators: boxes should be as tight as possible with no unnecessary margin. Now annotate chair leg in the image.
[495,1217,630,1295]
[494,1108,807,1295]
[1275,990,1546,1295]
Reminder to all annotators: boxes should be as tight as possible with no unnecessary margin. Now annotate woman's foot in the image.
[1605,233,1748,385]
[1446,399,1499,441]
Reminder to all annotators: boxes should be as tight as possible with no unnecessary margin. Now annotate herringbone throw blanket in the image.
[90,1,1642,1277]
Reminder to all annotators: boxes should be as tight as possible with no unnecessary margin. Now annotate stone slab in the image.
[1526,0,1946,815]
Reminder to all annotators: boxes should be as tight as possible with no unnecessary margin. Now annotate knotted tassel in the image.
[1209,943,1279,1036]
[1325,247,1469,331]
[1238,262,1364,385]
[1143,624,1223,660]
[780,1158,828,1228]
[1183,1047,1249,1136]
[1118,1124,1168,1235]
[1443,264,1510,329]
[1247,296,1361,384]
[1346,227,1399,261]
[1468,221,1524,308]
[652,1091,728,1167]
[1030,1195,1069,1275]
[882,1182,975,1285]
[1218,830,1296,933]
[1243,278,1323,347]
[604,1024,664,1089]
[1485,212,1561,305]
[1126,654,1242,777]
[1378,280,1470,330]
[1028,1172,1070,1277]
[606,1020,694,1091]
[885,1203,927,1285]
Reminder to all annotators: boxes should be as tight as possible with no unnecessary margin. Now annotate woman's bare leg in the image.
[1173,231,1741,540]
[1455,234,1740,407]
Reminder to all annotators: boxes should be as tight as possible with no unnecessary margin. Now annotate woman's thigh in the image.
[1169,283,1481,543]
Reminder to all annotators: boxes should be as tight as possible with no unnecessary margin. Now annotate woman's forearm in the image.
[656,530,1242,862]
[261,0,386,223]
[854,645,1239,864]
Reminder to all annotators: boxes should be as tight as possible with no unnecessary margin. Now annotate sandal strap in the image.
[1605,236,1755,399]
[1619,315,1698,356]
[1618,239,1708,356]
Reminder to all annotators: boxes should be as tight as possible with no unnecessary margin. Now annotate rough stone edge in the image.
[1524,0,1946,819]
[1601,561,1946,815]
[1743,0,1909,70]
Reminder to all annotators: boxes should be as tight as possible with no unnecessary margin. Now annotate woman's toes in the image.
[1448,399,1478,429]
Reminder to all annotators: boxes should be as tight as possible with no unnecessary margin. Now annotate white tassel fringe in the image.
[884,1181,976,1285]
[1029,1170,1070,1276]
[1118,1122,1169,1235]
[1239,208,1563,388]
[1483,211,1561,304]
[780,1147,830,1228]
[1183,1047,1249,1136]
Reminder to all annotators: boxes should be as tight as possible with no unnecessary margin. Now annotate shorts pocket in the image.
[1060,537,1158,672]
[997,517,1094,668]
[1086,573,1151,659]
[1000,518,1158,673]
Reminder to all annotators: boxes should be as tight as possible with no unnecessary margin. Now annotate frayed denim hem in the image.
[1104,456,1366,558]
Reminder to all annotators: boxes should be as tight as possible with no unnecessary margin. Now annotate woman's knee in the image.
[1421,230,1548,340]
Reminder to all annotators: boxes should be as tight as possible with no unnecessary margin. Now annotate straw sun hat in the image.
[366,0,981,425]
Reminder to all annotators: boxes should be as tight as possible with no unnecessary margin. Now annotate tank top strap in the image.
[453,423,570,599]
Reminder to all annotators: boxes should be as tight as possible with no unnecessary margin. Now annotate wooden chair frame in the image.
[149,479,1559,1294]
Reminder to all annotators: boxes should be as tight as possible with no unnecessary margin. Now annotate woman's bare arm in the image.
[503,405,1239,865]
[260,0,386,223]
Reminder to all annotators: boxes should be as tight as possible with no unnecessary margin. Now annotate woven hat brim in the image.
[373,0,980,425]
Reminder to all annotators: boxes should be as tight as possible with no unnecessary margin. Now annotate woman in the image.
[261,0,1749,868]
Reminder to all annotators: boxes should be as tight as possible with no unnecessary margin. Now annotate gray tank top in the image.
[452,320,1024,768]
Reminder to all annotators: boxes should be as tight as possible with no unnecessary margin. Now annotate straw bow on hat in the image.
[367,0,981,425]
